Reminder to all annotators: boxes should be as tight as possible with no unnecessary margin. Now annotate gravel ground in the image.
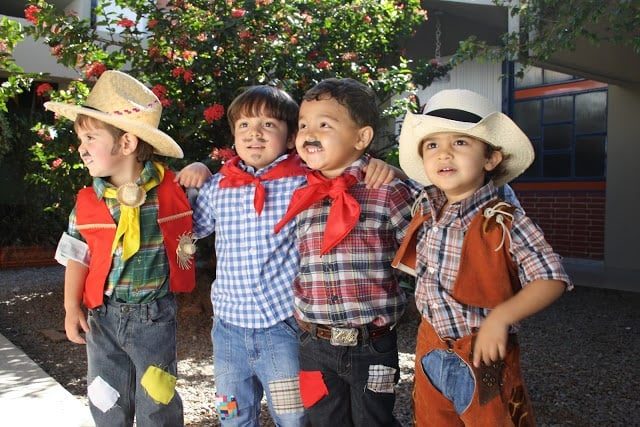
[0,265,638,426]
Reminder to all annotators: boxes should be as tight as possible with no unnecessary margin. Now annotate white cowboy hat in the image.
[44,70,183,158]
[398,89,534,186]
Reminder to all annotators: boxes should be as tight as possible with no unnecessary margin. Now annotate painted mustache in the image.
[303,140,322,148]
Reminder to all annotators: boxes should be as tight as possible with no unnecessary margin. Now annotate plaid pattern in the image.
[268,378,304,414]
[294,156,414,327]
[193,153,306,328]
[414,181,572,339]
[366,364,397,394]
[67,161,169,303]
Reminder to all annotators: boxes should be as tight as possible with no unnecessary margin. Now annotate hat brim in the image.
[398,112,534,187]
[44,101,184,159]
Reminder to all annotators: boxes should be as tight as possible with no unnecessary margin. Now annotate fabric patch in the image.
[366,365,397,394]
[215,394,238,420]
[140,365,177,405]
[299,370,329,408]
[87,376,120,413]
[268,377,304,414]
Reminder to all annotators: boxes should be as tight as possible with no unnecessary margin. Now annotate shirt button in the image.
[431,302,439,309]
[432,226,439,232]
[331,295,339,303]
[427,266,436,274]
[249,247,256,255]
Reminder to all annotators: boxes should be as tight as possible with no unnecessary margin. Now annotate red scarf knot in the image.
[218,155,306,215]
[274,171,361,255]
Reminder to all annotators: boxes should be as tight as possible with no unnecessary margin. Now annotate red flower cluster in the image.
[210,147,236,162]
[117,18,136,28]
[231,8,246,18]
[51,158,64,170]
[203,104,225,123]
[147,19,159,29]
[85,62,107,79]
[316,60,331,70]
[50,44,63,57]
[182,70,194,83]
[151,84,171,107]
[36,83,54,97]
[182,50,197,60]
[24,5,41,25]
[172,67,185,78]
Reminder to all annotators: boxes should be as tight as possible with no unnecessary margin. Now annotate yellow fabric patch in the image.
[140,365,176,405]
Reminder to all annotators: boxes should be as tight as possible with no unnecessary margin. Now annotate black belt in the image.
[296,319,393,346]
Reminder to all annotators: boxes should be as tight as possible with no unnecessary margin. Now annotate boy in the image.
[180,85,396,426]
[47,70,195,427]
[396,89,572,426]
[274,78,414,426]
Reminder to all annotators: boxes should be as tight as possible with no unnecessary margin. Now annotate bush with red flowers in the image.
[1,0,453,237]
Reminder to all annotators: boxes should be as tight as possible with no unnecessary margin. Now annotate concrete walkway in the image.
[0,332,94,426]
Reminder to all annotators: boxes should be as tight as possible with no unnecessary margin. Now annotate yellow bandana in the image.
[103,162,165,260]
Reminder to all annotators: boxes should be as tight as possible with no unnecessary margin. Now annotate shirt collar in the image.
[340,153,370,181]
[424,180,499,227]
[93,160,158,200]
[236,152,293,177]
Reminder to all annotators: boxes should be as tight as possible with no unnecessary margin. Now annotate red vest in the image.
[394,199,521,309]
[75,169,195,308]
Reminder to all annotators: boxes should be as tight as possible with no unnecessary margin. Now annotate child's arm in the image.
[174,162,212,188]
[363,158,409,189]
[472,278,565,367]
[64,260,90,344]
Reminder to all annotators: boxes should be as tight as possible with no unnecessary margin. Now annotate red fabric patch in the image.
[299,370,329,409]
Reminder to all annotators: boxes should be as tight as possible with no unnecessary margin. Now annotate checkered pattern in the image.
[193,154,306,328]
[366,364,397,394]
[67,161,169,303]
[294,156,414,327]
[414,181,573,339]
[268,378,304,414]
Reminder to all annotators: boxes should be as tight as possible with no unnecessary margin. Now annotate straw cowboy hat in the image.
[398,89,534,186]
[44,70,183,158]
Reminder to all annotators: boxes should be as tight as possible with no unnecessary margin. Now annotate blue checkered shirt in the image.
[193,153,306,328]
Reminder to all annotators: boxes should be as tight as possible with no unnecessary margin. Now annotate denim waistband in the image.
[91,293,176,322]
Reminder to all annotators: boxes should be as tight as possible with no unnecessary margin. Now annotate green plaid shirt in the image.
[68,161,169,303]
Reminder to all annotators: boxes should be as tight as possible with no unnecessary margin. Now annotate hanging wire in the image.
[434,14,442,62]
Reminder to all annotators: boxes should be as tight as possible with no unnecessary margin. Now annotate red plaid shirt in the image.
[414,181,572,339]
[293,155,414,327]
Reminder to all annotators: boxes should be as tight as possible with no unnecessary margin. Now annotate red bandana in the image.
[218,154,306,215]
[274,171,360,254]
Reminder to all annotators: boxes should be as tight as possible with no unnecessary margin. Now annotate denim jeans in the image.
[86,293,183,427]
[420,349,475,415]
[298,328,401,427]
[211,316,306,426]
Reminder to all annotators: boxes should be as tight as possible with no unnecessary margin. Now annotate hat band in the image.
[425,108,482,123]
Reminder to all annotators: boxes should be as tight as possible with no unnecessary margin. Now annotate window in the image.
[514,64,578,89]
[512,88,607,181]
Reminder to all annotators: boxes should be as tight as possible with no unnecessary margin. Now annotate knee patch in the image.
[88,376,120,413]
[299,371,328,408]
[214,394,238,420]
[366,364,397,394]
[140,365,177,405]
[268,377,304,414]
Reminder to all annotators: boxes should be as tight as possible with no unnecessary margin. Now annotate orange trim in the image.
[515,80,607,100]
[511,181,605,191]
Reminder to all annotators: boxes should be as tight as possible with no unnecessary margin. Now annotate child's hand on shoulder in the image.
[363,158,408,189]
[472,312,510,367]
[175,162,212,188]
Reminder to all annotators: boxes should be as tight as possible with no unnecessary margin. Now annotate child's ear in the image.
[484,150,503,172]
[286,132,297,150]
[120,133,139,155]
[354,126,374,151]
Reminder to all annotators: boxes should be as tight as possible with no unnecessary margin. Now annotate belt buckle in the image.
[330,327,358,346]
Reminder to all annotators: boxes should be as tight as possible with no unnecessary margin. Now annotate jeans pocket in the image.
[148,298,177,324]
[368,330,397,355]
[298,330,313,346]
[278,317,299,339]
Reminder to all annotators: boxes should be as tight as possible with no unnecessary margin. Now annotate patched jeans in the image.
[211,316,306,426]
[298,328,401,427]
[86,294,183,427]
[421,350,475,415]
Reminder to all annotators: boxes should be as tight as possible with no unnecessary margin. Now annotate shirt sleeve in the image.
[192,175,218,239]
[66,205,83,241]
[387,180,416,245]
[55,232,90,267]
[509,212,573,290]
[501,184,523,211]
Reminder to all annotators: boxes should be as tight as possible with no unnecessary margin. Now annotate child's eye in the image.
[264,121,274,128]
[454,139,468,146]
[320,122,330,128]
[423,141,437,150]
[237,122,248,128]
[298,123,307,129]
